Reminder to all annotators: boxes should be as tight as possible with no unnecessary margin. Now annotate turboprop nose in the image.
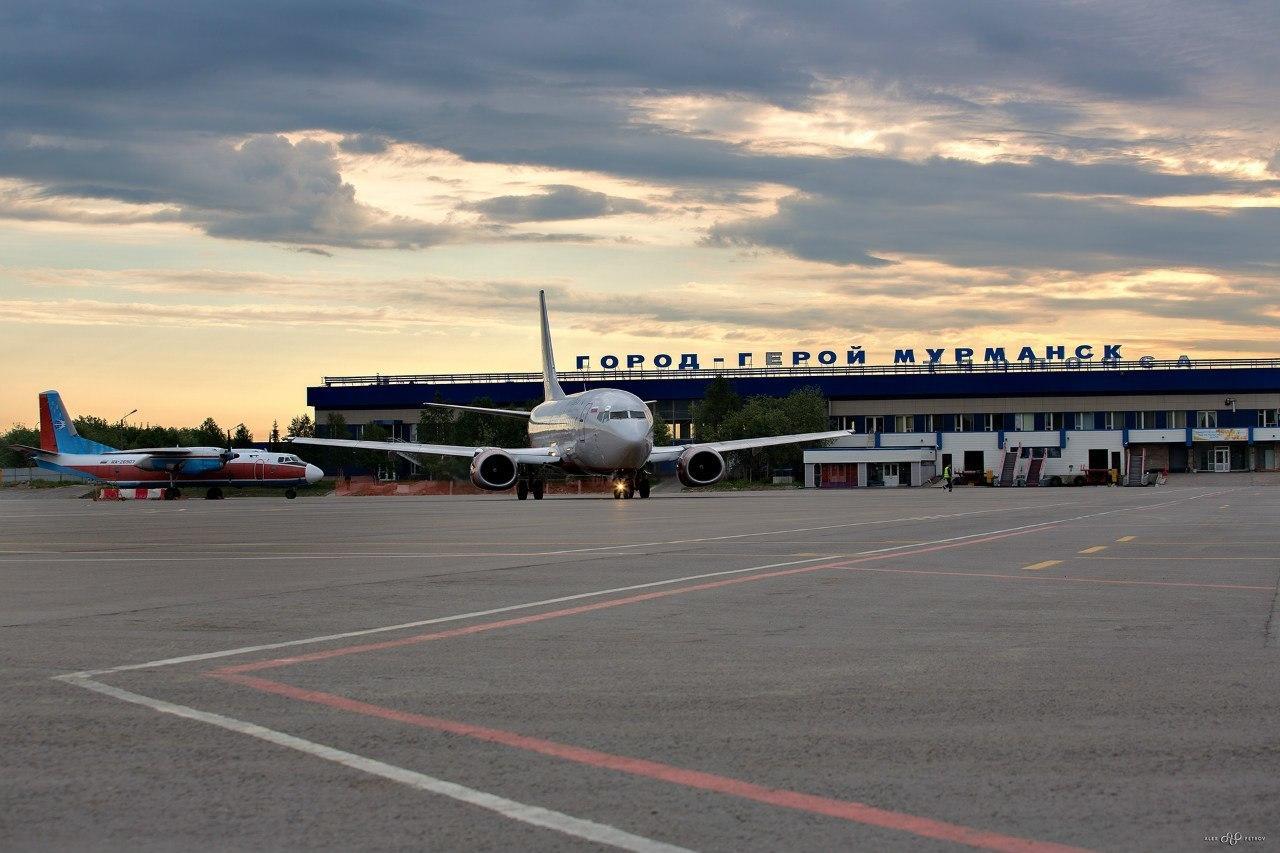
[305,464,323,484]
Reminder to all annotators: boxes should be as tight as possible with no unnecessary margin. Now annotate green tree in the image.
[269,420,281,444]
[359,423,391,475]
[650,407,672,446]
[717,387,828,481]
[288,413,315,438]
[231,424,254,447]
[324,411,348,439]
[193,417,223,447]
[1,425,40,468]
[416,398,453,445]
[691,376,740,441]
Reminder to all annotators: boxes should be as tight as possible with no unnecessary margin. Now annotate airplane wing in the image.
[421,402,532,419]
[100,448,200,456]
[647,429,852,463]
[288,436,561,465]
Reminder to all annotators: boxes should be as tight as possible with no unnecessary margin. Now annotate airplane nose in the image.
[305,464,323,484]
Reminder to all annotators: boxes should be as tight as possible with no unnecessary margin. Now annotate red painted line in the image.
[843,566,1274,592]
[215,523,1059,675]
[214,671,1089,853]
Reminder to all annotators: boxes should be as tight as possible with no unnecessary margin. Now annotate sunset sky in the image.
[3,1,1279,437]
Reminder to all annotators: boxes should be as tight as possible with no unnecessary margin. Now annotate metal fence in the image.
[320,357,1280,387]
[1,467,74,484]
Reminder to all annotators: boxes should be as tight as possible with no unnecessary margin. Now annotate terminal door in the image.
[1214,446,1230,473]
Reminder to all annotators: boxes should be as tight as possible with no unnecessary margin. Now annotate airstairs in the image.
[997,444,1021,487]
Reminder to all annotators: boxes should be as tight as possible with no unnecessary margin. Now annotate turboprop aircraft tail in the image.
[38,391,115,454]
[539,290,567,401]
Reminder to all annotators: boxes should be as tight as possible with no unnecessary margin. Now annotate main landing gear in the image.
[612,470,650,500]
[205,487,224,500]
[516,477,545,501]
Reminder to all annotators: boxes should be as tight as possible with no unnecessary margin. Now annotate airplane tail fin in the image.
[538,290,567,401]
[38,391,115,454]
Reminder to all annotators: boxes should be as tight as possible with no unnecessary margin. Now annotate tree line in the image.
[690,377,828,481]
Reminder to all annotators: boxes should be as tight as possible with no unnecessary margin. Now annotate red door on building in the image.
[820,463,858,488]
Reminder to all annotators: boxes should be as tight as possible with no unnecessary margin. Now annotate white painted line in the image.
[2,503,1074,563]
[64,488,1236,680]
[538,502,1079,554]
[66,556,838,677]
[56,675,690,853]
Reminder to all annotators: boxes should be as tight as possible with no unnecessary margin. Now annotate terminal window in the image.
[982,414,999,432]
[1196,410,1218,428]
[1105,411,1123,430]
[955,413,975,432]
[921,414,936,432]
[865,416,884,434]
[1013,412,1035,431]
[1167,410,1187,428]
[1042,412,1065,430]
[1074,411,1094,430]
[1135,411,1157,429]
[1259,409,1279,427]
[893,414,912,432]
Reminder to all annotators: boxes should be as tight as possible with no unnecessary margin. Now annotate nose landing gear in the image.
[613,470,651,499]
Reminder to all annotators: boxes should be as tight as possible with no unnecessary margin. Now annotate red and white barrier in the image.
[96,487,167,501]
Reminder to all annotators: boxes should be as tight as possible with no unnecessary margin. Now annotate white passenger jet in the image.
[290,292,850,499]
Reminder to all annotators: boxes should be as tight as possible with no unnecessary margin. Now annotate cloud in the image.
[464,185,655,222]
[0,0,1278,287]
[0,133,456,249]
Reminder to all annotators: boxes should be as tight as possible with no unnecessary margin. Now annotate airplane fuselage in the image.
[528,388,654,474]
[35,447,322,488]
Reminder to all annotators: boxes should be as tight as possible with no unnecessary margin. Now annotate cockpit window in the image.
[609,411,630,419]
[629,410,647,419]
[277,455,301,464]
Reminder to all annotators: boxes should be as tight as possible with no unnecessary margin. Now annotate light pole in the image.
[118,408,137,427]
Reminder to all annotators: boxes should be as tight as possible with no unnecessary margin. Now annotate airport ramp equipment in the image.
[1026,456,1044,487]
[998,444,1021,486]
[1124,449,1147,486]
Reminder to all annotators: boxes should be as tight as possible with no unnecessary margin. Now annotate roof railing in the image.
[319,357,1280,387]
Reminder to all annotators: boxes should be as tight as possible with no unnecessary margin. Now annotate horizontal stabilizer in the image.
[288,436,560,465]
[421,402,532,419]
[648,429,853,463]
[8,444,55,458]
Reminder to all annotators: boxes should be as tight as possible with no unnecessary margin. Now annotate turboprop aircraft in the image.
[10,391,323,499]
[290,291,851,500]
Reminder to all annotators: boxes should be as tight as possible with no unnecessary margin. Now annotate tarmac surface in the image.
[2,484,1277,851]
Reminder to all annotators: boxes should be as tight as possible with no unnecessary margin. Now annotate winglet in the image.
[539,290,566,401]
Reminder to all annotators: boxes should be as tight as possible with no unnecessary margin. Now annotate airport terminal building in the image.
[308,356,1280,487]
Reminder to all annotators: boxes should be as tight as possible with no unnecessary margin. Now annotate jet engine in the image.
[470,449,519,491]
[676,446,725,487]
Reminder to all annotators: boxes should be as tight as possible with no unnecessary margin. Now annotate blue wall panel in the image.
[309,367,1280,411]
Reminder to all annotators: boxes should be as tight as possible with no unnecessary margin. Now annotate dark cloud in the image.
[0,0,1277,272]
[1,133,454,249]
[338,134,391,155]
[465,185,654,222]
